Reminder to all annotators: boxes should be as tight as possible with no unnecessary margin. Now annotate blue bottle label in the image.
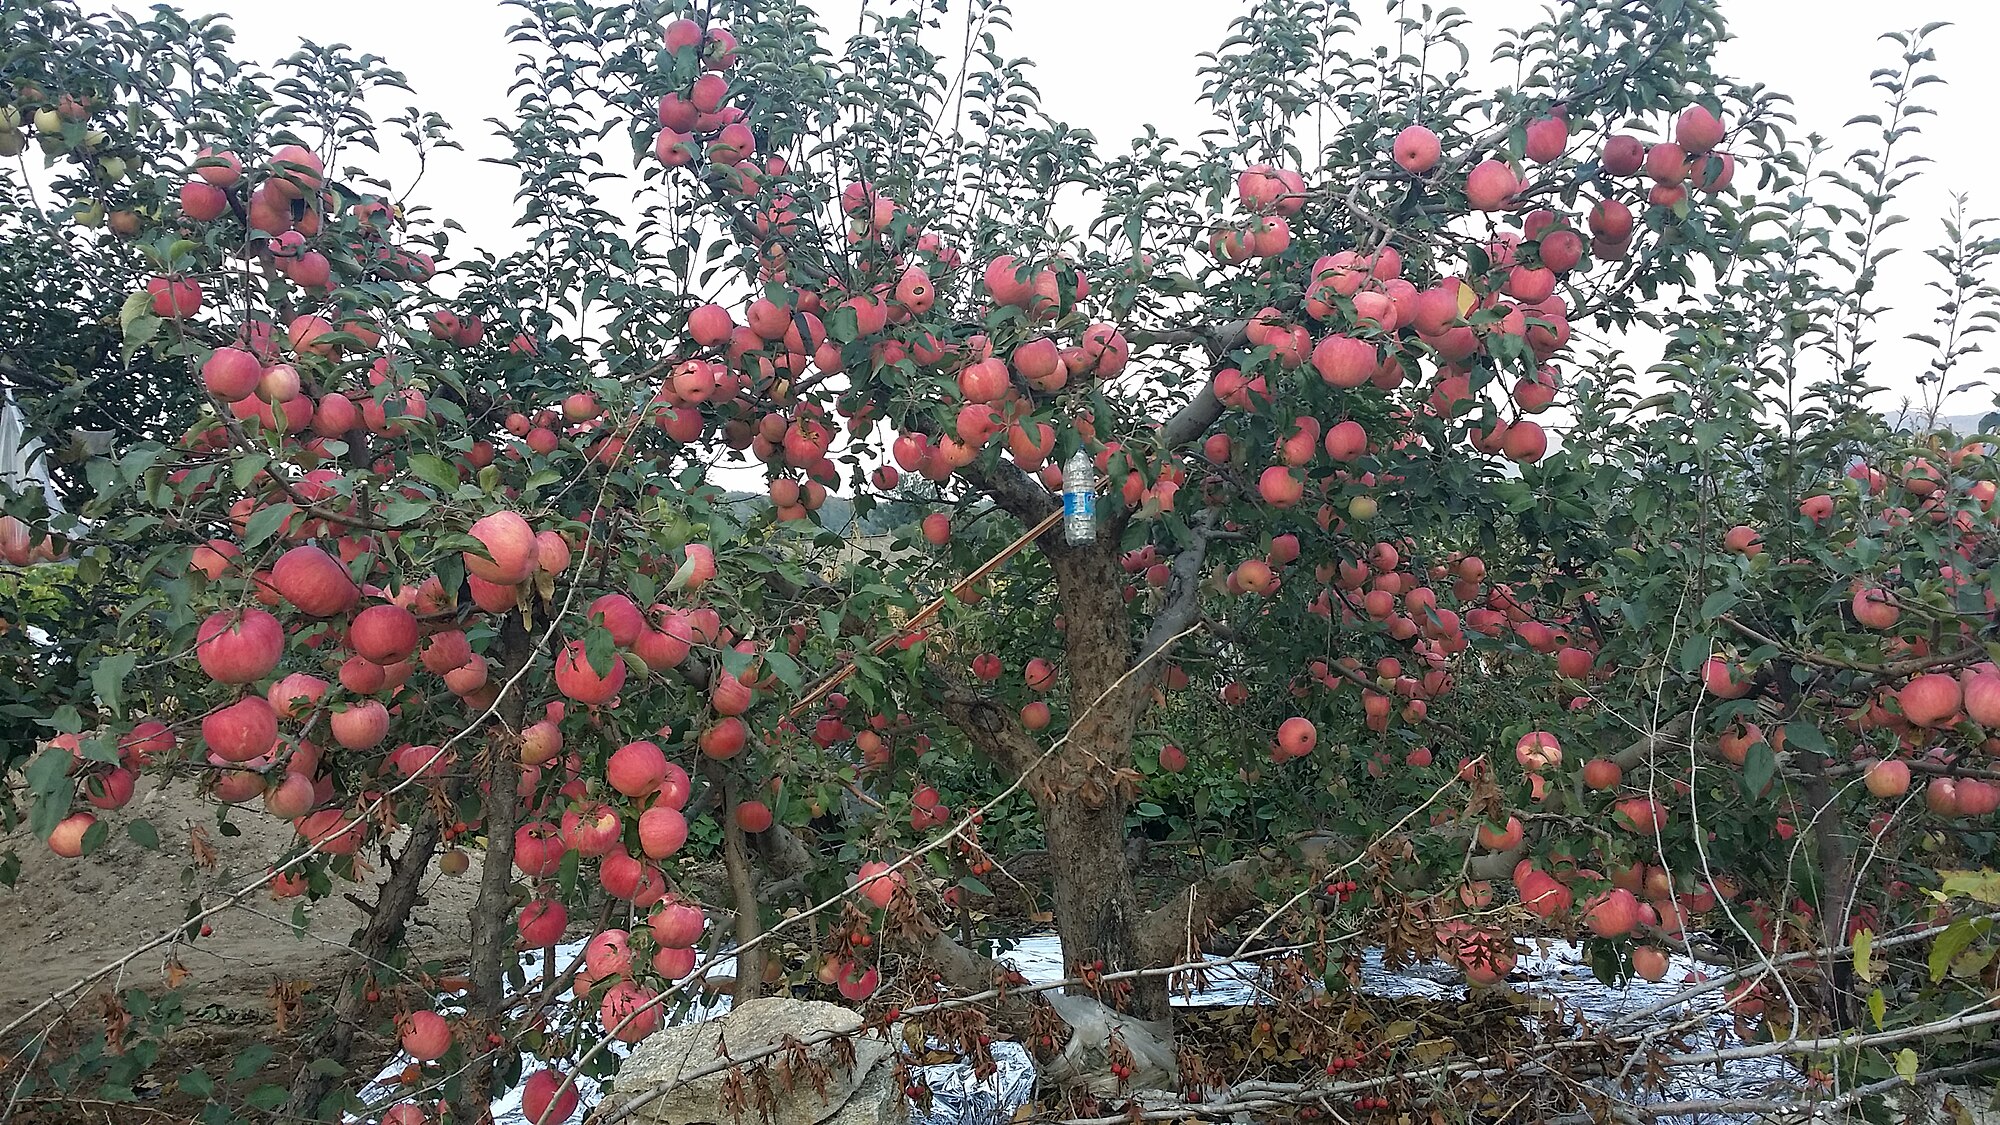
[1063,491,1094,519]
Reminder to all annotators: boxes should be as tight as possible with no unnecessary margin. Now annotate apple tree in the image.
[2,0,1997,1121]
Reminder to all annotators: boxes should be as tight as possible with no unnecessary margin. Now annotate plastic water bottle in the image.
[1061,448,1096,545]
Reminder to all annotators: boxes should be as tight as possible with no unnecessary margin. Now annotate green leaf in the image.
[178,1070,215,1098]
[127,820,160,850]
[408,454,460,492]
[118,290,152,331]
[1867,988,1885,1029]
[584,625,617,678]
[1741,739,1777,802]
[92,652,138,718]
[230,1044,273,1080]
[1852,928,1874,982]
[1676,632,1711,674]
[1895,1047,1918,1084]
[380,499,430,526]
[26,748,75,839]
[662,551,699,593]
[1783,721,1829,757]
[1929,918,1977,982]
[1698,588,1738,618]
[243,502,296,548]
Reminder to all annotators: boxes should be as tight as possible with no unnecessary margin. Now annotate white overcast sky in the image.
[108,0,2000,421]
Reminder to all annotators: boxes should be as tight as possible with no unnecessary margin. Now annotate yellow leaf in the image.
[1867,988,1885,1029]
[1412,1038,1455,1063]
[1939,869,2000,905]
[1853,928,1874,982]
[1896,1047,1918,1084]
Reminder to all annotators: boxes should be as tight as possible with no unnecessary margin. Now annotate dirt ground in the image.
[1,776,487,1115]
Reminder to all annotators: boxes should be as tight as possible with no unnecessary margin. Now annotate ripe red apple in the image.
[1392,125,1440,173]
[584,928,634,977]
[513,821,564,878]
[1898,674,1961,728]
[1583,888,1641,937]
[1613,797,1668,833]
[1581,758,1622,790]
[1514,731,1561,770]
[599,980,662,1043]
[329,700,390,750]
[349,604,419,664]
[521,1069,580,1125]
[267,671,328,720]
[1701,657,1751,699]
[201,346,262,400]
[520,719,563,766]
[271,545,358,617]
[1962,672,2000,727]
[639,806,689,859]
[554,640,626,705]
[195,608,284,684]
[1675,106,1725,153]
[1277,716,1317,758]
[518,898,568,947]
[562,805,622,857]
[1020,701,1052,730]
[649,897,706,948]
[399,1010,451,1062]
[516,1064,580,1120]
[734,800,773,833]
[1588,198,1634,240]
[263,773,314,819]
[1602,134,1645,176]
[464,510,538,584]
[1475,815,1523,851]
[1524,115,1568,164]
[48,811,95,858]
[607,740,667,796]
[1926,778,1960,817]
[1631,945,1669,982]
[1465,160,1519,211]
[699,717,747,759]
[652,945,696,979]
[1852,587,1900,630]
[1864,759,1911,799]
[202,694,279,762]
[855,861,904,908]
[588,594,646,647]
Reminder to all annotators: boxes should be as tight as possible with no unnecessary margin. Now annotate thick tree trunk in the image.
[1799,752,1859,1029]
[281,809,444,1120]
[1041,542,1166,1019]
[711,763,765,1002]
[447,613,532,1125]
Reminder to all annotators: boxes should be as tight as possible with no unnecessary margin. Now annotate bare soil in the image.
[1,778,486,1120]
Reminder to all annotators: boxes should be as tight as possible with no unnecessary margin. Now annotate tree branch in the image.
[938,687,1041,780]
[1130,509,1222,680]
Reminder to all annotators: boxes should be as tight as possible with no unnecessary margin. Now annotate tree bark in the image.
[1798,751,1859,1029]
[711,763,766,1002]
[1040,541,1164,1019]
[281,809,444,1121]
[447,612,532,1125]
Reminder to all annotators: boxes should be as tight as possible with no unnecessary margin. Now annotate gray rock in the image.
[822,1054,906,1125]
[616,997,897,1125]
